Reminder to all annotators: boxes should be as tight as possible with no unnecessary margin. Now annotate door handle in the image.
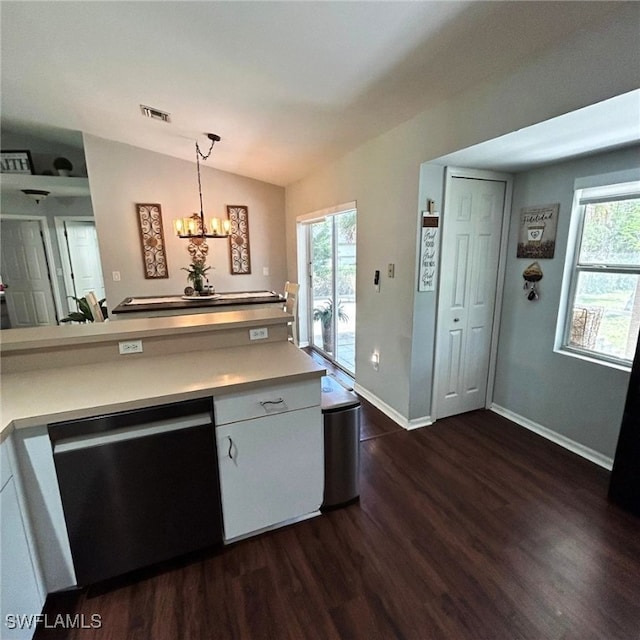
[227,436,234,460]
[454,318,460,322]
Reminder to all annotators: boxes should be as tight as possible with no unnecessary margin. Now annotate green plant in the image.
[181,261,212,293]
[313,298,348,353]
[60,296,105,323]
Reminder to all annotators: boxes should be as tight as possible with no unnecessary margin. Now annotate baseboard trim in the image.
[490,404,613,470]
[353,384,432,431]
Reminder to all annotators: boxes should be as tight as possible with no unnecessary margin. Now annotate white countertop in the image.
[0,307,292,352]
[1,341,325,440]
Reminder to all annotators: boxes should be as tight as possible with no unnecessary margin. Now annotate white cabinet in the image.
[1,442,44,640]
[215,379,323,541]
[10,426,76,592]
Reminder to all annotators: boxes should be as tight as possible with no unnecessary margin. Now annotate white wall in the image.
[83,135,286,310]
[285,3,640,425]
[494,146,639,459]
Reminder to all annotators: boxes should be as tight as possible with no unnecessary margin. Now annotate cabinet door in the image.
[217,407,323,540]
[1,477,44,640]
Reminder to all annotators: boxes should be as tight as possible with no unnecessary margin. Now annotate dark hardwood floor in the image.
[302,347,402,442]
[35,393,639,639]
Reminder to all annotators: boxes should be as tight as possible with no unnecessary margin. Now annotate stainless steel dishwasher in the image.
[48,398,223,587]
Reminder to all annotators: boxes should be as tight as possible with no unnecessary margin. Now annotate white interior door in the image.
[435,175,507,419]
[0,219,58,327]
[60,220,105,304]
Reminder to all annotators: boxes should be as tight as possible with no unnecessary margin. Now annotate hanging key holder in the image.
[522,261,543,301]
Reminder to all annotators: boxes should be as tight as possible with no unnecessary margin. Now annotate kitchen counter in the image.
[111,290,284,318]
[1,307,292,353]
[1,341,325,442]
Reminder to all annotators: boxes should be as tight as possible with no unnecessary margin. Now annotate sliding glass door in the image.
[308,210,356,374]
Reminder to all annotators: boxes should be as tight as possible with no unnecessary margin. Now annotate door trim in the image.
[0,214,65,323]
[300,207,357,375]
[54,216,97,309]
[432,167,513,421]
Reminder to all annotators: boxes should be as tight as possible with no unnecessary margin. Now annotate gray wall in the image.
[1,129,87,177]
[408,163,445,421]
[285,3,640,425]
[493,145,640,458]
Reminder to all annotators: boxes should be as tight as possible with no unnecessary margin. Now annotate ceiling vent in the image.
[140,105,171,123]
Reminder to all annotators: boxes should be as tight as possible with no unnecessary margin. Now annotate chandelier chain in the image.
[194,136,216,218]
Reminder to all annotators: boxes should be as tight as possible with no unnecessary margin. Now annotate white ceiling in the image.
[434,89,640,172]
[0,1,635,186]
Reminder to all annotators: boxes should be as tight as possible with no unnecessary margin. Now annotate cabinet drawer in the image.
[214,378,320,425]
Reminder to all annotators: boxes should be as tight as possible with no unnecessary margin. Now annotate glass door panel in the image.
[310,219,333,356]
[308,211,356,376]
[335,211,356,373]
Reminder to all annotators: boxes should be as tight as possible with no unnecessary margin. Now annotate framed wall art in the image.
[227,205,251,275]
[135,203,169,279]
[1,150,34,175]
[517,203,559,259]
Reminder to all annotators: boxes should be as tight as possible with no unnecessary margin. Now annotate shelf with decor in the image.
[0,173,90,197]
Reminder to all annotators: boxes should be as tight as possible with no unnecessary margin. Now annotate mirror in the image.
[0,187,106,329]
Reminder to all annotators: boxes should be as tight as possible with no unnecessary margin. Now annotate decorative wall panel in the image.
[227,205,251,275]
[135,203,168,279]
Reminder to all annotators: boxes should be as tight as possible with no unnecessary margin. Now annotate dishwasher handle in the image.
[53,414,212,454]
[49,397,213,443]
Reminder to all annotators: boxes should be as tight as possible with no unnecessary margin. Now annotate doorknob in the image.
[454,318,460,322]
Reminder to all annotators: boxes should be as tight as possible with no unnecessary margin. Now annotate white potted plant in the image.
[53,157,73,177]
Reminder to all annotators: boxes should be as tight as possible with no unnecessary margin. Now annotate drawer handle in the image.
[260,398,285,408]
[227,436,234,460]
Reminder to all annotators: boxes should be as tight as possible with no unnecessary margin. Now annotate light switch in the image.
[112,271,121,281]
[388,264,395,278]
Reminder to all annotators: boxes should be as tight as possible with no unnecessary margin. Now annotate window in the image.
[562,181,640,367]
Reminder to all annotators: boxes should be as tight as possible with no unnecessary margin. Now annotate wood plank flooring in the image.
[35,409,639,640]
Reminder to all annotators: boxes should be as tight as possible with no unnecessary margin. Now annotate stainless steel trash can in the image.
[320,376,361,510]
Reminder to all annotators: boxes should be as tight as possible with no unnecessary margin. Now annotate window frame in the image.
[558,179,640,370]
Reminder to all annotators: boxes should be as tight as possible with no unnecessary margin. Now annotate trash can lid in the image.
[321,375,360,412]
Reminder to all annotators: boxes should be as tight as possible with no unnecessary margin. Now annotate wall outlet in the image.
[388,263,395,278]
[249,327,269,340]
[262,266,269,276]
[118,340,143,354]
[112,271,121,282]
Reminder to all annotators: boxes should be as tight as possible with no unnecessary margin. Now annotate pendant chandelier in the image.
[173,133,231,239]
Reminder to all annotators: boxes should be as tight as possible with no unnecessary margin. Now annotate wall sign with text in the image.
[517,203,559,259]
[1,150,34,174]
[418,214,440,292]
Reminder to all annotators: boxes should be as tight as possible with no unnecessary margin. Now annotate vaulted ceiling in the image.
[0,2,631,186]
